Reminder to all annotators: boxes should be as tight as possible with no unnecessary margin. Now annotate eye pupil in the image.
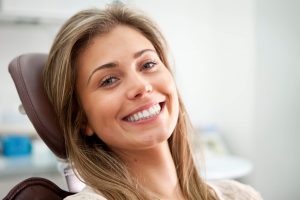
[143,61,156,69]
[145,63,152,68]
[101,76,117,87]
[105,79,112,84]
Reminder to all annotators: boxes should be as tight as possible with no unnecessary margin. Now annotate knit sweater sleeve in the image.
[208,180,263,200]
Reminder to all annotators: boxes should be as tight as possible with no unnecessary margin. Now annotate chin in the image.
[138,130,172,149]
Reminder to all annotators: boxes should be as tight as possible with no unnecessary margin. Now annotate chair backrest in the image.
[4,53,87,199]
[3,177,74,200]
[8,53,66,159]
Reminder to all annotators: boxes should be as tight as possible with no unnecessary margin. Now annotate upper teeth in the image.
[126,104,161,122]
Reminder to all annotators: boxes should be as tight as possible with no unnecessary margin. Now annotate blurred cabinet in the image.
[0,0,120,24]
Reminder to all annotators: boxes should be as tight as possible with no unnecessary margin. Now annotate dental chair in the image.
[3,53,78,199]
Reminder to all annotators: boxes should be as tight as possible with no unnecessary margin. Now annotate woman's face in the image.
[76,25,179,151]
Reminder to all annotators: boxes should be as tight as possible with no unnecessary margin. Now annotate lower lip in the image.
[123,103,165,125]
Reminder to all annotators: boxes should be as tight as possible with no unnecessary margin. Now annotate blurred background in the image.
[0,0,299,199]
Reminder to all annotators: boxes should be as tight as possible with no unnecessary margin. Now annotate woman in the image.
[43,3,262,200]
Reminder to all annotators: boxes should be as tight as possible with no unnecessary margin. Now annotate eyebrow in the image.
[86,49,156,85]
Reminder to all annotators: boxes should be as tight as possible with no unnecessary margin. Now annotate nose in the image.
[126,75,153,100]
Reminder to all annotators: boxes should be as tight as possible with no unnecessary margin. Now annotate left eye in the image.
[142,61,157,70]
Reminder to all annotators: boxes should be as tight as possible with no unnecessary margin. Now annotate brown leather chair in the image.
[4,177,73,200]
[3,53,74,199]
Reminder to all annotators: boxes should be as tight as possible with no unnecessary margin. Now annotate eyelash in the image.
[99,60,158,88]
[100,76,119,87]
[142,60,157,70]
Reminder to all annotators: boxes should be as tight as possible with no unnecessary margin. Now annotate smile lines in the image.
[125,103,161,122]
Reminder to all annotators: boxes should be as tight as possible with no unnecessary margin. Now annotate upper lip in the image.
[122,101,164,119]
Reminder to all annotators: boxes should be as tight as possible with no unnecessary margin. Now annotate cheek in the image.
[83,93,121,132]
[157,70,180,121]
[85,98,124,147]
[158,69,178,100]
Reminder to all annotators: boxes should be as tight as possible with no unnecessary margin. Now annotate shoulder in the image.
[64,186,107,200]
[208,179,263,200]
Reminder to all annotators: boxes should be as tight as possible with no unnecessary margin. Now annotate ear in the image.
[84,124,94,136]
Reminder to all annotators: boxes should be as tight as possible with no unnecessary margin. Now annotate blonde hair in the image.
[43,4,216,200]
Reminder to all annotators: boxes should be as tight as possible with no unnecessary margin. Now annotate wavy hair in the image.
[43,3,216,200]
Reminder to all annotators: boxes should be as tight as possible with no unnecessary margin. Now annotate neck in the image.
[114,141,184,200]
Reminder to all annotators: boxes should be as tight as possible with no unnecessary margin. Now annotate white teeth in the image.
[143,110,149,117]
[150,107,155,114]
[129,116,134,121]
[138,112,143,119]
[126,103,162,122]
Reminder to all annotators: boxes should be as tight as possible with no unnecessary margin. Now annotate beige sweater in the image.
[64,180,263,200]
[208,180,263,200]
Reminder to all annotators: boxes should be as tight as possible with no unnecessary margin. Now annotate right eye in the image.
[99,76,119,87]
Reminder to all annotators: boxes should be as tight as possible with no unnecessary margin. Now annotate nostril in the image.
[134,93,143,98]
[128,85,152,99]
[145,84,153,93]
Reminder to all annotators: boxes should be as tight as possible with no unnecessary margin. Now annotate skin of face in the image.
[76,25,179,152]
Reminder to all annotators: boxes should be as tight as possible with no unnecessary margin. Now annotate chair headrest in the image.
[8,53,66,159]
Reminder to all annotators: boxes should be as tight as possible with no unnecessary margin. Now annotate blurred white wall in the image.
[0,0,299,199]
[253,0,300,199]
[0,24,59,124]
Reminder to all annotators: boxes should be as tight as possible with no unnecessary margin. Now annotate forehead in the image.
[79,25,155,62]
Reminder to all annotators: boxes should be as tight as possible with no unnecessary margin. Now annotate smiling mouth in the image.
[123,102,165,122]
